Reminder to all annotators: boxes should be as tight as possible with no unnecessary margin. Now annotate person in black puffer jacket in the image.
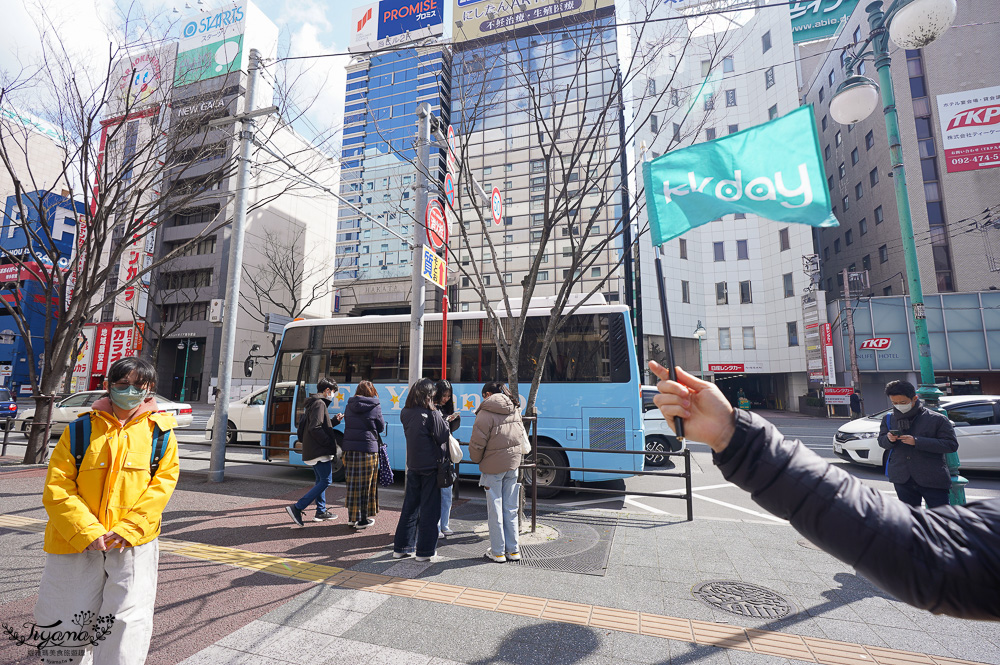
[342,380,386,529]
[650,362,1000,621]
[393,378,450,561]
[435,380,461,538]
[286,378,344,527]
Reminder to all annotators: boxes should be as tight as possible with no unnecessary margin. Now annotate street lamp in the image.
[693,320,707,380]
[829,0,964,503]
[177,340,199,402]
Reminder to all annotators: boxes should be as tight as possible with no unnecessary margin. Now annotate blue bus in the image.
[262,304,645,497]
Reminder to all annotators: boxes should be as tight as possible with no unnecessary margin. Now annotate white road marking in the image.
[690,493,788,523]
[559,483,736,507]
[623,497,671,515]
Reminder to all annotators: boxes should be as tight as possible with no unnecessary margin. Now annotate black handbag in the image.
[437,456,457,488]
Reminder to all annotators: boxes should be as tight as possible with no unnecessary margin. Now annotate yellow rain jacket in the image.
[42,397,180,554]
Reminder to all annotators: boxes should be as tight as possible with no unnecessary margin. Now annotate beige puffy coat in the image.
[469,393,524,475]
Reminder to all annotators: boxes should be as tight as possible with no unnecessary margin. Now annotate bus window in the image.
[325,321,407,383]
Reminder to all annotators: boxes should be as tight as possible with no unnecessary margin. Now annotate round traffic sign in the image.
[426,199,448,249]
[444,173,455,208]
[491,187,503,226]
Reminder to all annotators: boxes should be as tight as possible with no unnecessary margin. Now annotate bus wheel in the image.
[525,445,568,499]
[644,436,669,466]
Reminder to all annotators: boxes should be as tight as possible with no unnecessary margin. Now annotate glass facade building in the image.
[335,46,451,292]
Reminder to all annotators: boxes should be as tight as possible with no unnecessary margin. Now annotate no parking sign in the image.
[491,187,503,226]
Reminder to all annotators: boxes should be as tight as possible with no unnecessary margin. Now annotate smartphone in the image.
[889,429,901,436]
[446,413,458,422]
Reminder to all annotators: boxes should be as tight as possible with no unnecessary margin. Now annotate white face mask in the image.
[894,401,914,414]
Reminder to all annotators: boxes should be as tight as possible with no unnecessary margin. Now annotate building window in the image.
[647,77,656,95]
[650,114,659,133]
[819,87,825,102]
[679,238,687,259]
[505,163,513,172]
[828,175,834,191]
[787,322,799,347]
[879,244,889,263]
[865,131,875,150]
[855,182,863,200]
[768,105,779,120]
[783,273,794,298]
[822,115,828,131]
[836,272,844,288]
[723,56,734,72]
[846,229,854,245]
[736,239,749,260]
[713,241,725,261]
[735,213,746,219]
[851,147,859,165]
[863,254,871,270]
[530,230,542,240]
[875,205,884,224]
[835,131,842,146]
[828,70,836,86]
[765,67,775,89]
[728,124,739,135]
[681,280,690,303]
[704,93,714,111]
[537,270,549,281]
[739,280,752,304]
[859,217,868,235]
[824,247,830,261]
[461,303,470,312]
[716,281,728,305]
[461,276,470,287]
[835,238,842,253]
[162,269,213,290]
[825,144,831,160]
[762,30,771,52]
[779,228,790,251]
[839,162,846,179]
[503,273,513,284]
[483,166,492,175]
[725,89,737,107]
[591,267,601,278]
[673,122,681,141]
[842,195,850,211]
[743,326,756,349]
[719,327,731,350]
[883,286,893,296]
[701,60,711,77]
[706,127,716,141]
[869,168,879,187]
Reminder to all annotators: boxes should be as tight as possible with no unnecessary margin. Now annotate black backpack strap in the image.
[70,416,92,472]
[150,423,169,476]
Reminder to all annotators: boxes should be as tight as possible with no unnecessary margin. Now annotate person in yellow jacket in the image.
[35,357,179,665]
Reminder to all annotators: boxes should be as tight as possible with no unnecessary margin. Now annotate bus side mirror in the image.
[244,357,254,378]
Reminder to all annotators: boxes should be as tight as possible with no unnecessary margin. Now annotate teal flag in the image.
[643,105,838,246]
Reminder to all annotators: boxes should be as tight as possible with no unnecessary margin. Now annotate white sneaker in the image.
[441,527,454,536]
[485,550,506,563]
[415,553,434,562]
[392,551,413,559]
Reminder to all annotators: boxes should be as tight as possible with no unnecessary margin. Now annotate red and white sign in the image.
[824,386,854,405]
[447,124,456,173]
[821,323,836,384]
[491,186,503,226]
[708,362,764,373]
[90,322,136,376]
[425,200,447,249]
[860,337,892,350]
[91,322,114,376]
[937,85,1000,173]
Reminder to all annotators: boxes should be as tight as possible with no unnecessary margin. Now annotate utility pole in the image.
[841,268,861,409]
[207,49,272,482]
[409,103,432,383]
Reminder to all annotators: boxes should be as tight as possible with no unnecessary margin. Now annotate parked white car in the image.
[641,386,685,466]
[205,387,268,445]
[833,395,1000,471]
[16,390,193,434]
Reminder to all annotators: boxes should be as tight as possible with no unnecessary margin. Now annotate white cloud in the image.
[278,18,348,147]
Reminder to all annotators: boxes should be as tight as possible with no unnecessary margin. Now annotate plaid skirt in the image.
[344,451,379,523]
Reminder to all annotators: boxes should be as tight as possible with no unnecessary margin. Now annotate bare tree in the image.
[0,6,338,462]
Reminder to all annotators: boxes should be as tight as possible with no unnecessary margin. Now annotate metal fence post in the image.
[685,448,693,522]
[1,417,10,457]
[530,415,538,533]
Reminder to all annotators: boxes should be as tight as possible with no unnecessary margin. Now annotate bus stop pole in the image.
[408,103,432,383]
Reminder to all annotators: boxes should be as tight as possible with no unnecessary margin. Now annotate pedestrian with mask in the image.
[435,379,461,537]
[469,381,525,563]
[286,378,344,526]
[393,378,450,561]
[35,357,180,665]
[342,380,385,529]
[878,380,957,508]
[650,362,999,620]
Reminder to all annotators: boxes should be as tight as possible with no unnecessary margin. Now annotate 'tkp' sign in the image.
[860,337,892,350]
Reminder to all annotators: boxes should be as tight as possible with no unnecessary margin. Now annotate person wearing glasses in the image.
[36,357,180,664]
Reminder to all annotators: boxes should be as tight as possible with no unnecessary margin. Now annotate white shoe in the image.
[441,527,454,536]
[415,553,434,562]
[392,551,413,559]
[485,550,506,563]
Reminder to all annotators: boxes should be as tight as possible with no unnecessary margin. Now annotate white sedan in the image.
[16,390,193,434]
[833,395,1000,471]
[205,387,267,445]
[641,386,685,466]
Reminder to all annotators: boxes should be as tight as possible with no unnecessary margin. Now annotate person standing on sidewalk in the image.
[436,379,461,538]
[286,378,343,526]
[649,361,1000,621]
[341,380,384,529]
[850,391,862,419]
[469,381,525,563]
[878,380,957,509]
[393,379,450,562]
[36,357,180,665]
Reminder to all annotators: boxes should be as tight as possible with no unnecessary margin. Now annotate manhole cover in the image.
[692,580,794,619]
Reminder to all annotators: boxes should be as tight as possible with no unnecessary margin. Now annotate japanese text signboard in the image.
[824,386,854,405]
[426,200,448,249]
[421,245,446,289]
[937,85,1000,173]
[790,0,861,45]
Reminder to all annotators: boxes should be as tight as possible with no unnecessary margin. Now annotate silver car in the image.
[832,395,1000,471]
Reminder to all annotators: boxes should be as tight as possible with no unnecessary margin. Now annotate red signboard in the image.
[860,337,892,350]
[425,200,447,249]
[824,386,854,405]
[709,364,745,373]
[91,323,114,376]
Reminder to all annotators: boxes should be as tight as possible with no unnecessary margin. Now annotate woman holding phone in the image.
[435,380,461,537]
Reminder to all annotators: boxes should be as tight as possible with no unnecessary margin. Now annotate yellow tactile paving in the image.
[1,514,989,665]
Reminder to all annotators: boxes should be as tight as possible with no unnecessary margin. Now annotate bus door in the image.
[288,349,330,465]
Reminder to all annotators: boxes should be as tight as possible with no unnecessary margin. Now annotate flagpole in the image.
[654,245,684,442]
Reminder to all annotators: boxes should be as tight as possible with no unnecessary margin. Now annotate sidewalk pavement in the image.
[2,462,998,665]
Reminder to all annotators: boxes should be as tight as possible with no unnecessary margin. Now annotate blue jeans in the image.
[295,460,333,515]
[481,469,519,555]
[439,486,453,531]
[393,470,441,558]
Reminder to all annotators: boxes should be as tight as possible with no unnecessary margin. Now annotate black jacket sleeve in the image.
[913,413,959,454]
[373,405,385,434]
[448,412,461,434]
[430,410,451,446]
[877,412,895,451]
[715,409,1000,621]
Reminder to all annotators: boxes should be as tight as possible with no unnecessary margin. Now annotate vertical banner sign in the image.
[936,85,1000,173]
[421,246,447,288]
[491,187,503,226]
[91,323,114,376]
[446,124,457,174]
[822,323,836,384]
[643,106,838,245]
